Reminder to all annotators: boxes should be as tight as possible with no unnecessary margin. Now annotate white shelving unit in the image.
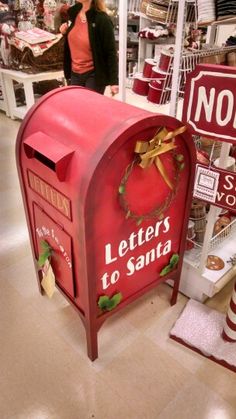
[118,0,236,301]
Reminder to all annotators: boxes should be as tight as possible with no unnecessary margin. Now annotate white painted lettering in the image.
[226,195,236,206]
[194,86,215,122]
[145,225,154,242]
[163,216,170,233]
[216,191,225,202]
[118,240,129,257]
[101,272,110,289]
[105,244,117,264]
[224,175,234,191]
[216,90,234,126]
[110,270,120,284]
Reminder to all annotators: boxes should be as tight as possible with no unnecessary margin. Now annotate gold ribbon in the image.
[134,126,187,190]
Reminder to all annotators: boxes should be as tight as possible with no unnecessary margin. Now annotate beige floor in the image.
[1,94,236,419]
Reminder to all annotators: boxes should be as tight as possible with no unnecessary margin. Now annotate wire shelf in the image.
[209,218,236,253]
[186,218,236,268]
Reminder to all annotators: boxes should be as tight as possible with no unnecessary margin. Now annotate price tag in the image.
[41,259,56,299]
[193,164,220,203]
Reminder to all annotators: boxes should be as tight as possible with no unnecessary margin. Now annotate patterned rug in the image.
[170,299,236,373]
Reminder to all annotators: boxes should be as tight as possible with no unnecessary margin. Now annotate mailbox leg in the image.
[86,325,98,361]
[170,278,179,306]
[37,269,44,295]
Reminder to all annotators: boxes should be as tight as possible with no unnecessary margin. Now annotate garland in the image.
[118,126,186,224]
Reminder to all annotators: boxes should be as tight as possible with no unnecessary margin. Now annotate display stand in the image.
[180,64,236,302]
[0,71,10,116]
[0,68,64,119]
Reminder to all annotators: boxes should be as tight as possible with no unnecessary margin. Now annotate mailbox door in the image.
[33,204,75,298]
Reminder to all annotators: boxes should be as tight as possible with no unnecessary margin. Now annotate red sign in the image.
[194,164,236,213]
[182,64,236,143]
[28,170,71,219]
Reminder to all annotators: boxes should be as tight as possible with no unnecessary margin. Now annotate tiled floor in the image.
[0,91,236,419]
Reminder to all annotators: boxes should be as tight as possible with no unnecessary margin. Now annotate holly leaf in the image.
[40,240,51,251]
[160,265,172,277]
[169,253,179,268]
[98,293,122,312]
[38,249,51,267]
[38,240,53,267]
[109,292,122,310]
[98,295,110,311]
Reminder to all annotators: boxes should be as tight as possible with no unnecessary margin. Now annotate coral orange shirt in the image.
[68,14,94,74]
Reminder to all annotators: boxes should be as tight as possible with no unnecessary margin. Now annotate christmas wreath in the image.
[118,126,186,224]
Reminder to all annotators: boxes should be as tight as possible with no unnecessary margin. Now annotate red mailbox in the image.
[16,87,196,360]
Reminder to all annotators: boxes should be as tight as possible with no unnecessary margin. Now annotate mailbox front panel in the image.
[84,118,194,313]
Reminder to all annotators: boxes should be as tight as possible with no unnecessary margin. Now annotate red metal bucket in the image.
[132,76,149,96]
[143,58,156,78]
[147,84,163,104]
[150,67,168,89]
[159,49,173,72]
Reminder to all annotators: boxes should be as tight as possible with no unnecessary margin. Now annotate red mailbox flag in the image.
[16,87,195,360]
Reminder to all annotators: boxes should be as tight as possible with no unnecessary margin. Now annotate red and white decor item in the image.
[142,58,156,78]
[158,48,173,72]
[222,280,236,342]
[147,83,162,104]
[150,66,168,89]
[132,74,149,96]
[132,47,173,104]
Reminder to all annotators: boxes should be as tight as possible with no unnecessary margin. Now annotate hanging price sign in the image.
[193,164,236,212]
[182,64,236,143]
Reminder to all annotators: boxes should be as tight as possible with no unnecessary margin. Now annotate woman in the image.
[60,0,119,95]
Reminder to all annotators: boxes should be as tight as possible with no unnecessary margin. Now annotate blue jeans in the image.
[70,70,105,94]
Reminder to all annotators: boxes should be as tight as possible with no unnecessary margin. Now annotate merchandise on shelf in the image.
[216,0,236,21]
[197,0,216,25]
[9,29,64,72]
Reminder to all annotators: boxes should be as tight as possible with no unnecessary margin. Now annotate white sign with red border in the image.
[183,64,236,143]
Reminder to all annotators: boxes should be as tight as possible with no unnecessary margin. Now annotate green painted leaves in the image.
[98,292,122,312]
[160,253,179,277]
[38,240,53,267]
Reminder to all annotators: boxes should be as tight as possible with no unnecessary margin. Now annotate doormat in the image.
[170,299,236,373]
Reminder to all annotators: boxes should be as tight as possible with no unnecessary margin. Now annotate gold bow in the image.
[134,126,186,190]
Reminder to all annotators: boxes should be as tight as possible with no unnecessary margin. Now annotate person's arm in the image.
[100,15,119,94]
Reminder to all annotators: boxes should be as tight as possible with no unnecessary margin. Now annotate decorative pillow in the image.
[197,0,215,24]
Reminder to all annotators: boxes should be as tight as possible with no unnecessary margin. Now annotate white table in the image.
[0,71,10,117]
[0,68,64,119]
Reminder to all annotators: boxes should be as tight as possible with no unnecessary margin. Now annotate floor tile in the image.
[145,297,205,373]
[157,376,236,419]
[97,335,191,418]
[196,360,236,409]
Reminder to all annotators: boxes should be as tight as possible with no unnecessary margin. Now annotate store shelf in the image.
[178,260,236,302]
[185,227,235,278]
[211,17,236,26]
